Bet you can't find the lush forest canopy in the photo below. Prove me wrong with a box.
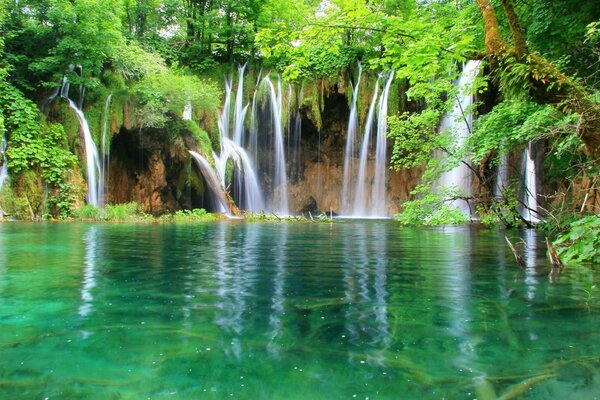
[0,0,599,259]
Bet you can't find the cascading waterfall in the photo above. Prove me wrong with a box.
[341,63,363,214]
[211,65,265,213]
[51,71,103,208]
[371,71,395,216]
[522,141,540,223]
[67,99,102,208]
[0,134,8,192]
[344,70,394,217]
[261,77,290,215]
[353,78,380,216]
[99,93,112,208]
[435,60,481,216]
[189,150,231,214]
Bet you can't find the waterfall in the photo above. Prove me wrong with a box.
[435,60,481,216]
[353,78,380,216]
[51,71,103,208]
[494,154,509,199]
[189,151,231,214]
[99,93,112,208]
[344,70,394,217]
[341,62,363,213]
[371,71,395,216]
[233,63,248,147]
[183,102,192,120]
[0,134,8,192]
[66,99,102,208]
[215,138,264,212]
[522,142,540,224]
[261,77,290,215]
[210,66,266,213]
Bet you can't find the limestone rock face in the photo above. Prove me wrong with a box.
[107,127,205,215]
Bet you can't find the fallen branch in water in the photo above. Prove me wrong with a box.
[505,236,526,269]
[497,373,556,400]
[546,237,565,275]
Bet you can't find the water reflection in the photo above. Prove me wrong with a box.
[343,223,390,363]
[268,224,287,356]
[213,222,259,359]
[79,226,99,318]
[4,222,600,399]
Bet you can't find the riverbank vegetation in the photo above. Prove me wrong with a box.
[0,1,598,263]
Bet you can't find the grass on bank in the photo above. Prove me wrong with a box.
[76,203,219,222]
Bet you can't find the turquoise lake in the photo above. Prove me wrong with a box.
[1,221,600,399]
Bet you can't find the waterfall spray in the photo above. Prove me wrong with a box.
[341,62,363,213]
[352,78,380,216]
[435,60,481,216]
[371,71,395,216]
[0,134,8,192]
[522,142,540,224]
[99,93,112,208]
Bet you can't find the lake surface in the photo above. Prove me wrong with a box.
[1,221,600,399]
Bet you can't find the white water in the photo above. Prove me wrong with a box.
[67,99,102,208]
[371,71,395,216]
[99,93,112,208]
[522,142,540,224]
[352,78,380,216]
[344,70,394,217]
[435,60,481,216]
[0,134,8,192]
[341,63,363,213]
[212,66,266,213]
[189,151,231,214]
[214,138,264,212]
[261,77,290,215]
[183,102,192,121]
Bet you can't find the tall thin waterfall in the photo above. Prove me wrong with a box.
[54,72,103,208]
[522,141,540,223]
[371,71,395,215]
[99,93,112,208]
[344,71,394,217]
[0,134,8,192]
[189,150,231,214]
[435,60,481,216]
[261,77,290,215]
[341,63,363,213]
[353,78,380,215]
[183,102,192,120]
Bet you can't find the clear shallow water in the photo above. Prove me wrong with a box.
[1,222,600,399]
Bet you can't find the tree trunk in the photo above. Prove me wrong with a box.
[475,0,600,159]
[499,0,528,57]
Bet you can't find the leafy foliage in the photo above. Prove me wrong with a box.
[469,99,578,165]
[131,69,221,128]
[395,187,470,226]
[0,82,78,218]
[388,109,442,170]
[553,215,600,264]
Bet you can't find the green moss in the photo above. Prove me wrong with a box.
[183,119,215,158]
